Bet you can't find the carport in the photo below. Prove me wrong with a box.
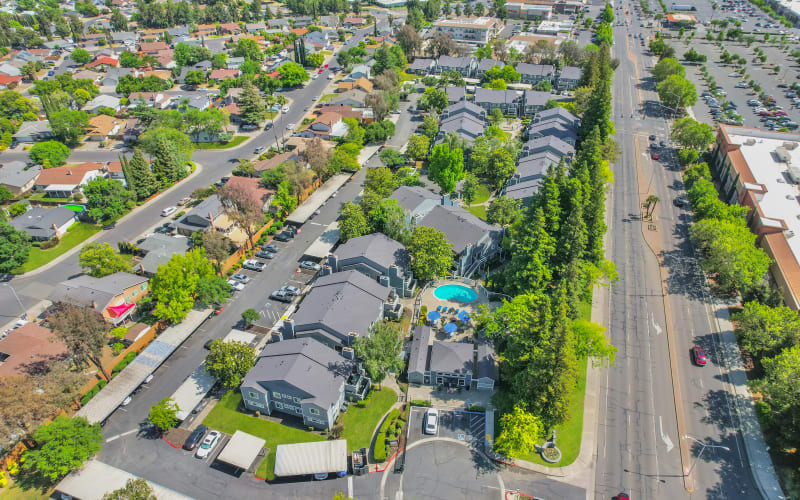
[56,460,192,500]
[286,173,350,225]
[302,221,340,261]
[274,440,348,477]
[172,366,217,421]
[215,430,266,473]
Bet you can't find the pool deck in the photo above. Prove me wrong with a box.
[420,279,491,342]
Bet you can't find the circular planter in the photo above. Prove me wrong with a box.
[540,444,562,463]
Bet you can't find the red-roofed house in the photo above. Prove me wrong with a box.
[343,17,366,27]
[86,56,119,69]
[297,111,348,139]
[224,102,241,123]
[209,68,241,81]
[139,41,169,54]
[0,75,22,89]
[291,27,309,36]
[34,162,106,198]
[220,22,242,35]
[196,24,218,36]
[0,323,69,377]
[224,176,275,212]
[106,160,126,186]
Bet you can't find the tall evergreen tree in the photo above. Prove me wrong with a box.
[150,135,182,187]
[238,79,266,125]
[121,149,159,201]
[502,207,554,296]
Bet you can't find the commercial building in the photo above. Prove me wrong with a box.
[433,17,503,45]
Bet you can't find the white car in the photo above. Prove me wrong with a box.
[282,106,290,113]
[161,206,177,217]
[424,408,439,435]
[196,430,221,458]
[228,279,245,291]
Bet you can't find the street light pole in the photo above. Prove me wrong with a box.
[2,284,26,320]
[683,435,730,478]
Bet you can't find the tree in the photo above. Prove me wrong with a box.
[657,74,697,110]
[233,38,264,61]
[379,147,405,168]
[278,62,309,87]
[397,24,422,57]
[103,478,157,500]
[49,110,89,146]
[406,135,430,161]
[354,322,403,389]
[205,340,256,388]
[364,167,397,199]
[201,230,231,271]
[684,48,707,62]
[486,78,508,90]
[0,223,30,273]
[366,92,389,122]
[84,177,134,222]
[242,308,260,327]
[29,140,70,166]
[420,87,448,114]
[486,196,522,226]
[0,90,38,122]
[218,182,263,244]
[420,115,439,140]
[238,79,266,125]
[732,301,800,359]
[671,116,715,150]
[460,172,480,206]
[22,415,102,482]
[762,345,800,443]
[195,275,231,307]
[121,149,159,201]
[79,242,130,277]
[651,57,685,82]
[148,398,180,432]
[184,70,206,88]
[271,180,297,217]
[340,201,369,242]
[570,319,617,367]
[428,143,465,194]
[50,303,110,380]
[494,405,544,458]
[342,117,366,145]
[149,134,184,187]
[487,148,515,189]
[407,226,454,281]
[151,249,215,323]
[70,48,91,65]
[300,137,333,180]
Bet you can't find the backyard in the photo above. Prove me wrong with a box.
[12,222,101,274]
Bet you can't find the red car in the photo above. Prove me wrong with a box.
[318,69,324,73]
[324,63,329,68]
[651,152,659,160]
[692,346,707,366]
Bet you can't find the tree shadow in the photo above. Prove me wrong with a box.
[12,465,56,496]
[661,247,709,301]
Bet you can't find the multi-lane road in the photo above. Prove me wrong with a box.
[595,3,763,498]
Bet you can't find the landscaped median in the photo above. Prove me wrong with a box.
[194,135,249,150]
[203,387,396,480]
[12,222,101,274]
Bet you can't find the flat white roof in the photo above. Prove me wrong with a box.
[304,220,340,260]
[777,0,800,18]
[728,130,800,264]
[56,460,192,500]
[223,328,257,345]
[274,440,348,476]
[287,174,350,225]
[216,430,265,470]
[172,366,217,421]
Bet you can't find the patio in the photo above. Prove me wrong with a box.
[419,279,490,342]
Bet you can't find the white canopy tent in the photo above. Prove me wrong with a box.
[216,430,266,471]
[274,440,348,477]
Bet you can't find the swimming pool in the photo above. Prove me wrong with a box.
[433,284,478,303]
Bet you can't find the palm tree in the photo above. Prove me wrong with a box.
[644,195,660,219]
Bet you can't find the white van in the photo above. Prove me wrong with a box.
[161,206,177,217]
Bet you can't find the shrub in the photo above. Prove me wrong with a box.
[112,342,125,355]
[39,237,60,250]
[124,351,137,363]
[419,305,427,326]
[410,399,431,407]
[466,405,486,412]
[110,325,128,339]
[97,379,107,389]
[273,220,283,230]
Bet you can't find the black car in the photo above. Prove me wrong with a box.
[102,222,116,230]
[648,134,657,140]
[650,142,659,149]
[263,243,279,253]
[659,140,667,147]
[673,197,687,208]
[184,425,208,450]
[256,250,275,259]
[273,232,292,242]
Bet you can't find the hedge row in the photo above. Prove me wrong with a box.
[80,379,108,405]
[374,408,404,462]
[410,399,431,407]
[111,351,138,378]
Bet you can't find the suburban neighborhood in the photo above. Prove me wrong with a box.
[0,0,798,498]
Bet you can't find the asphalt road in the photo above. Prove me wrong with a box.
[595,4,761,499]
[0,26,374,321]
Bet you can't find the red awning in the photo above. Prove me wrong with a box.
[107,303,134,318]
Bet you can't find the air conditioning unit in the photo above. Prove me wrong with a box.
[775,147,792,163]
[783,142,799,150]
[788,166,800,184]
[744,139,756,146]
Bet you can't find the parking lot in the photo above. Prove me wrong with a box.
[406,407,486,448]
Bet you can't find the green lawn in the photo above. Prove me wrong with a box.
[0,482,50,500]
[26,193,73,203]
[318,93,337,103]
[265,111,278,120]
[466,205,487,220]
[471,184,491,204]
[341,387,396,451]
[13,223,100,274]
[194,135,249,150]
[203,391,324,480]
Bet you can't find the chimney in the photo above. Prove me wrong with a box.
[327,253,338,271]
[66,169,72,175]
[139,263,145,273]
[442,193,450,206]
[282,319,295,339]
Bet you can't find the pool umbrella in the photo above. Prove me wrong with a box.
[427,310,441,322]
[443,322,458,334]
[458,311,471,322]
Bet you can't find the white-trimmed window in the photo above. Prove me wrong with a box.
[248,391,260,399]
[275,402,284,409]
[273,392,281,399]
[293,397,301,403]
[309,408,320,415]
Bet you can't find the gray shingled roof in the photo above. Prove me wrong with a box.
[474,88,521,105]
[476,337,498,380]
[439,115,485,142]
[437,55,473,69]
[505,178,542,201]
[442,100,486,120]
[522,135,575,157]
[292,270,389,338]
[389,186,439,212]
[50,272,147,312]
[523,90,551,107]
[0,161,40,190]
[136,234,191,274]
[408,58,434,71]
[515,151,561,180]
[526,121,577,143]
[408,325,432,376]
[8,207,74,240]
[446,86,466,103]
[174,194,223,232]
[243,338,354,408]
[430,341,473,375]
[477,58,504,72]
[516,63,555,77]
[418,205,501,255]
[559,65,583,80]
[534,106,580,124]
[335,233,408,272]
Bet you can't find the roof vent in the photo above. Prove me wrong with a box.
[787,230,795,239]
[778,178,786,183]
[787,195,795,200]
[783,142,799,150]
[776,147,792,162]
[789,167,800,184]
[744,138,756,146]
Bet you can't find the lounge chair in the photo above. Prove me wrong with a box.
[436,305,441,312]
[454,309,460,315]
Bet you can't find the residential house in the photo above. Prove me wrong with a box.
[105,160,125,186]
[407,58,436,75]
[296,112,349,140]
[209,68,241,81]
[8,207,76,241]
[331,89,368,108]
[240,338,371,430]
[520,135,575,161]
[433,17,502,45]
[139,41,169,54]
[436,55,476,78]
[0,161,40,195]
[167,26,190,38]
[280,270,402,348]
[154,50,176,69]
[337,77,373,93]
[342,17,366,28]
[268,19,290,31]
[294,16,314,27]
[12,120,53,143]
[557,65,582,90]
[348,64,371,81]
[0,75,22,89]
[0,63,21,77]
[245,22,267,33]
[520,89,552,116]
[474,88,522,116]
[123,118,144,144]
[389,186,446,223]
[33,162,106,198]
[253,151,301,173]
[219,23,242,35]
[516,63,555,85]
[102,67,134,87]
[226,57,245,70]
[111,31,137,44]
[195,24,217,36]
[511,150,561,185]
[0,323,69,378]
[530,106,580,128]
[134,233,191,276]
[445,86,466,104]
[437,113,486,145]
[291,27,309,37]
[418,205,503,276]
[224,176,275,212]
[73,70,104,84]
[50,272,149,325]
[85,56,120,70]
[440,100,487,123]
[128,91,173,109]
[224,103,241,124]
[476,58,504,78]
[86,114,125,141]
[173,194,227,235]
[84,95,122,113]
[319,15,340,28]
[324,233,416,297]
[524,120,578,145]
[407,325,433,385]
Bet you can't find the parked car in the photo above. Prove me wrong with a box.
[273,232,293,242]
[673,196,688,207]
[648,134,657,140]
[282,106,289,113]
[659,140,667,147]
[691,346,707,366]
[254,146,266,154]
[255,250,275,259]
[196,430,221,459]
[651,152,660,160]
[228,279,245,292]
[184,425,208,450]
[121,395,132,406]
[230,273,251,284]
[242,259,265,271]
[650,142,659,149]
[280,285,301,296]
[299,260,321,271]
[263,243,279,253]
[424,408,439,435]
[161,206,177,217]
[270,290,294,303]
[177,196,191,206]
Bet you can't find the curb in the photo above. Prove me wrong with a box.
[162,435,181,450]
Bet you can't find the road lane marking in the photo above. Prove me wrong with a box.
[105,428,138,443]
[659,416,674,453]
[348,476,353,499]
[650,313,662,336]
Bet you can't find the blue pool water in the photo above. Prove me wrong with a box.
[433,284,478,303]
